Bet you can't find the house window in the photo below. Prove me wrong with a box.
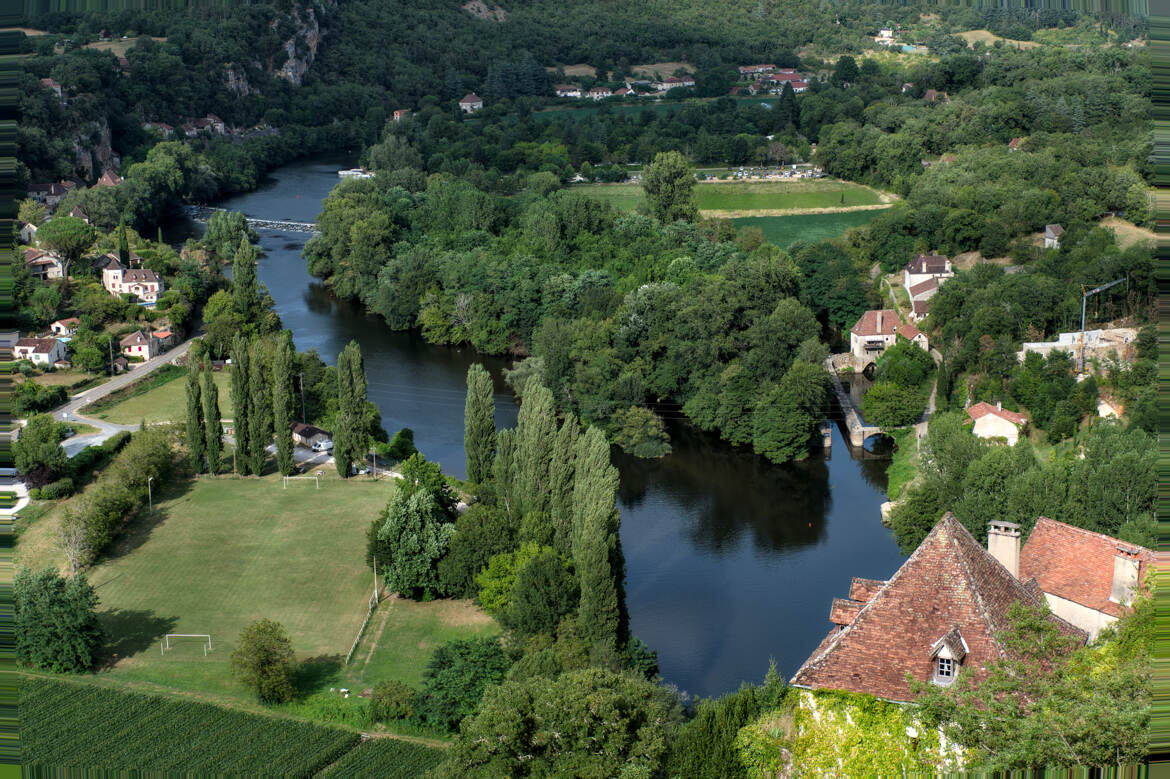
[934,657,954,684]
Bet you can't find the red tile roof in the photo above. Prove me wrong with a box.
[120,330,155,348]
[851,309,899,337]
[122,268,162,284]
[16,337,60,354]
[790,513,1086,702]
[96,170,123,187]
[1021,517,1151,618]
[908,278,938,298]
[911,298,932,318]
[897,322,925,342]
[459,93,482,104]
[906,254,950,275]
[1008,137,1024,150]
[966,401,1028,427]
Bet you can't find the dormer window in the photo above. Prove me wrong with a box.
[934,657,954,684]
[930,627,967,686]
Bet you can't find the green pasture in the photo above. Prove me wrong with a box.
[91,369,232,424]
[732,211,884,248]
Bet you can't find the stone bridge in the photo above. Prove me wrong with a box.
[824,354,884,448]
[183,205,319,234]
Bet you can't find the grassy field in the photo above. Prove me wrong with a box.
[91,368,232,424]
[732,211,883,247]
[885,427,919,501]
[576,179,885,216]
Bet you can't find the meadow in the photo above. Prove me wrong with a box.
[89,367,232,424]
[575,179,884,216]
[732,211,883,247]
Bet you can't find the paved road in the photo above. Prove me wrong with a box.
[53,336,197,456]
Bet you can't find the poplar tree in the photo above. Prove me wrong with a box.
[272,331,295,476]
[116,217,130,265]
[549,412,579,557]
[515,381,557,516]
[571,426,626,653]
[232,236,260,323]
[185,364,205,471]
[334,341,368,477]
[492,429,518,515]
[464,363,496,484]
[230,334,251,474]
[247,339,272,475]
[202,362,222,474]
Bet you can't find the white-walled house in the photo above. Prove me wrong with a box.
[965,401,1028,445]
[459,93,484,113]
[903,253,953,289]
[1044,224,1064,249]
[50,317,80,336]
[121,330,161,360]
[100,255,164,303]
[14,337,67,366]
[849,309,928,363]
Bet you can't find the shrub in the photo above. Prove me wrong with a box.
[415,638,511,731]
[385,427,418,461]
[475,542,544,616]
[38,478,75,500]
[371,680,418,721]
[230,618,296,703]
[15,568,103,673]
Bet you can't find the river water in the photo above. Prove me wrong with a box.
[177,155,907,699]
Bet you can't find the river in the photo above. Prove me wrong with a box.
[175,155,907,699]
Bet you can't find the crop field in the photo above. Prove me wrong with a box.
[576,180,885,216]
[732,211,883,247]
[21,676,360,776]
[318,737,445,778]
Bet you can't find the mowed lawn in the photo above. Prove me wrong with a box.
[89,476,397,700]
[733,211,884,247]
[575,179,884,214]
[94,370,232,425]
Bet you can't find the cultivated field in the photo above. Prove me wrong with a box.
[319,737,445,778]
[732,211,883,248]
[90,369,231,424]
[576,179,887,216]
[631,61,695,77]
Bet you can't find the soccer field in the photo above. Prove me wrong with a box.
[574,178,885,215]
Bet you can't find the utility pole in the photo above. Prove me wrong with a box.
[108,335,114,375]
[147,476,154,514]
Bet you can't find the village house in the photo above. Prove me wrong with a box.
[40,77,63,100]
[459,93,484,113]
[151,329,176,349]
[1018,517,1151,639]
[95,169,124,188]
[873,28,896,45]
[19,221,37,244]
[659,75,695,90]
[392,109,411,122]
[789,514,1088,703]
[737,64,776,78]
[588,86,612,100]
[290,422,332,449]
[1008,137,1025,151]
[121,330,161,360]
[50,317,80,337]
[68,206,89,222]
[614,86,632,97]
[24,249,63,281]
[100,255,165,304]
[909,296,931,324]
[28,182,71,209]
[555,84,582,98]
[14,337,68,367]
[907,276,938,303]
[903,253,953,289]
[112,355,129,373]
[966,401,1028,445]
[1043,223,1064,249]
[849,309,928,363]
[901,82,914,93]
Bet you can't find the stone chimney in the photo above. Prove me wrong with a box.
[996,400,1002,411]
[987,521,1021,578]
[876,311,883,333]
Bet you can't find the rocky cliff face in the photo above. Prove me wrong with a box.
[224,63,255,96]
[272,2,324,87]
[73,116,119,180]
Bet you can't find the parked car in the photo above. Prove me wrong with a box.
[311,440,333,452]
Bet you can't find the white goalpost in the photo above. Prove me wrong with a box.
[283,475,320,489]
[161,633,213,656]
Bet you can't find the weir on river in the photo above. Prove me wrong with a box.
[183,204,319,234]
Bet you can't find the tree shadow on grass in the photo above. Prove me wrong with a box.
[294,654,346,697]
[97,608,179,668]
[100,474,197,563]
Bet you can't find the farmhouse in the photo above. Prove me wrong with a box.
[555,84,582,98]
[28,181,71,208]
[849,309,927,363]
[738,64,776,78]
[290,422,331,448]
[903,253,953,289]
[790,514,1087,702]
[121,330,161,360]
[14,337,68,366]
[966,401,1028,445]
[50,317,80,336]
[588,86,613,100]
[1019,517,1151,639]
[24,249,63,281]
[1044,223,1064,249]
[459,93,484,113]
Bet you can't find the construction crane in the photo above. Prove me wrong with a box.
[1077,277,1127,373]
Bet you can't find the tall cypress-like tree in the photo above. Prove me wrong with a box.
[202,362,222,474]
[230,334,251,474]
[571,426,625,654]
[185,364,205,471]
[334,341,368,478]
[232,236,260,323]
[549,412,579,557]
[492,429,518,515]
[247,339,272,475]
[272,331,295,476]
[464,363,496,484]
[515,381,557,516]
[116,217,130,266]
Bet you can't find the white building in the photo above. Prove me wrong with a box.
[1043,223,1064,249]
[14,337,67,366]
[459,93,484,113]
[849,309,928,363]
[965,401,1028,446]
[903,253,953,290]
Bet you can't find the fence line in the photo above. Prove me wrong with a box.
[344,588,383,665]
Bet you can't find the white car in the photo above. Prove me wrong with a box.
[311,440,334,452]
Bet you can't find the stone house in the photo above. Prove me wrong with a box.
[903,254,953,290]
[50,317,80,336]
[1043,223,1064,249]
[965,401,1028,446]
[121,330,161,360]
[14,337,68,366]
[849,309,928,363]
